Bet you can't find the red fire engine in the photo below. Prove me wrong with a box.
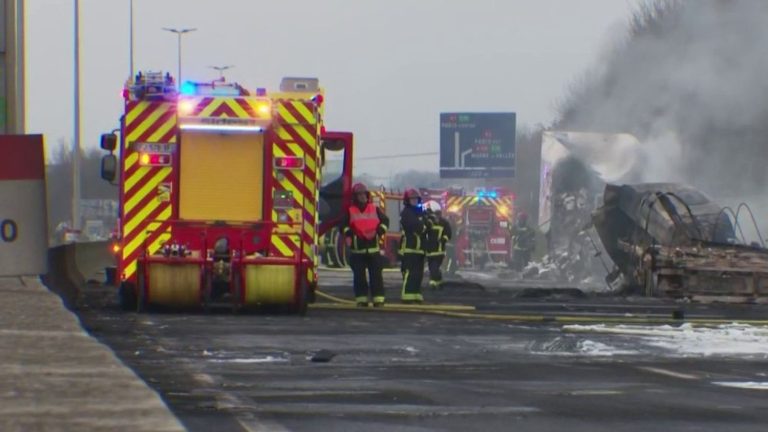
[443,187,515,269]
[99,72,353,314]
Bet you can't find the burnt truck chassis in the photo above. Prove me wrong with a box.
[592,183,768,303]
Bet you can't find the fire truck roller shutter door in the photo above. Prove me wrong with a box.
[179,131,264,221]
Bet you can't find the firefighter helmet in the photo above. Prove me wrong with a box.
[403,188,421,202]
[517,211,528,223]
[424,200,442,213]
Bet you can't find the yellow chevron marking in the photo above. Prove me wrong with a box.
[127,106,168,142]
[198,99,219,117]
[292,124,316,149]
[122,231,171,280]
[147,115,177,142]
[123,206,173,262]
[275,128,317,176]
[125,168,171,213]
[123,196,164,238]
[291,101,316,124]
[122,206,172,279]
[125,101,151,127]
[277,104,299,124]
[271,235,294,257]
[125,152,139,172]
[125,165,149,193]
[226,99,250,118]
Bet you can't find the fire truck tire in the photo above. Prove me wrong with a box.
[202,271,213,313]
[118,282,138,311]
[232,273,242,314]
[324,228,343,268]
[340,235,350,268]
[294,278,309,316]
[136,262,147,313]
[308,281,317,304]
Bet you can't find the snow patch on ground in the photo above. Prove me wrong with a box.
[208,355,288,364]
[576,340,641,356]
[456,271,496,281]
[712,381,768,390]
[565,323,768,358]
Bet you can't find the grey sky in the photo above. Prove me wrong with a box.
[26,0,637,177]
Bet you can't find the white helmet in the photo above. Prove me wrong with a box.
[424,200,442,212]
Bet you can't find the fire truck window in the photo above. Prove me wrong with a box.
[320,150,344,187]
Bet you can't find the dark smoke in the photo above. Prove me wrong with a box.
[556,0,768,223]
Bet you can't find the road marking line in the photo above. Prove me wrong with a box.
[238,418,292,432]
[639,366,699,380]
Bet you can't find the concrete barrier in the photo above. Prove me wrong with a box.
[43,241,113,310]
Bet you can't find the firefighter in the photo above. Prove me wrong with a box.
[399,189,428,304]
[342,183,389,307]
[510,211,536,271]
[424,200,452,289]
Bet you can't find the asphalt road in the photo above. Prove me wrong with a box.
[75,268,768,432]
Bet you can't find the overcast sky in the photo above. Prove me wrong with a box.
[26,0,638,177]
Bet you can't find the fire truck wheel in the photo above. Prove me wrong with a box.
[295,278,309,316]
[308,281,317,304]
[118,282,138,311]
[136,262,147,313]
[231,274,242,314]
[202,271,213,313]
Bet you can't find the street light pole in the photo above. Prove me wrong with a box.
[129,0,134,77]
[73,0,81,232]
[162,27,196,86]
[209,65,234,80]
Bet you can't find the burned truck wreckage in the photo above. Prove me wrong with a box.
[593,183,768,302]
[537,131,768,302]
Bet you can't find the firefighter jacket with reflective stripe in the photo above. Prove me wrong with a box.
[424,214,452,256]
[342,203,389,254]
[510,224,536,251]
[399,205,427,255]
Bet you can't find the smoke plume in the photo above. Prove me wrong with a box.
[556,0,768,239]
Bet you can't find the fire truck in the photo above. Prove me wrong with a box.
[99,72,353,314]
[443,187,515,269]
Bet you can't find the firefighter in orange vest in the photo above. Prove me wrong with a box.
[342,183,390,307]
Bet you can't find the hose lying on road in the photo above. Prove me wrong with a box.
[314,290,476,311]
[312,290,768,326]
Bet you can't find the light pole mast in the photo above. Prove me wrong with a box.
[129,0,134,78]
[73,0,81,231]
[162,27,196,86]
[209,65,234,80]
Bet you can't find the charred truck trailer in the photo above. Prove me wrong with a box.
[100,73,353,313]
[539,131,768,302]
[593,183,768,302]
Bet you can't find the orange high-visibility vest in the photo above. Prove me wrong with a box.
[349,204,379,240]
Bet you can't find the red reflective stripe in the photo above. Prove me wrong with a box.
[349,204,379,240]
[0,135,45,180]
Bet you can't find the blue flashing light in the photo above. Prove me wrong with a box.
[488,191,498,198]
[477,191,486,198]
[180,81,197,95]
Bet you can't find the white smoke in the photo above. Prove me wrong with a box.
[557,0,768,243]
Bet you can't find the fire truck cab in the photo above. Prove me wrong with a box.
[444,187,515,269]
[100,72,353,314]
